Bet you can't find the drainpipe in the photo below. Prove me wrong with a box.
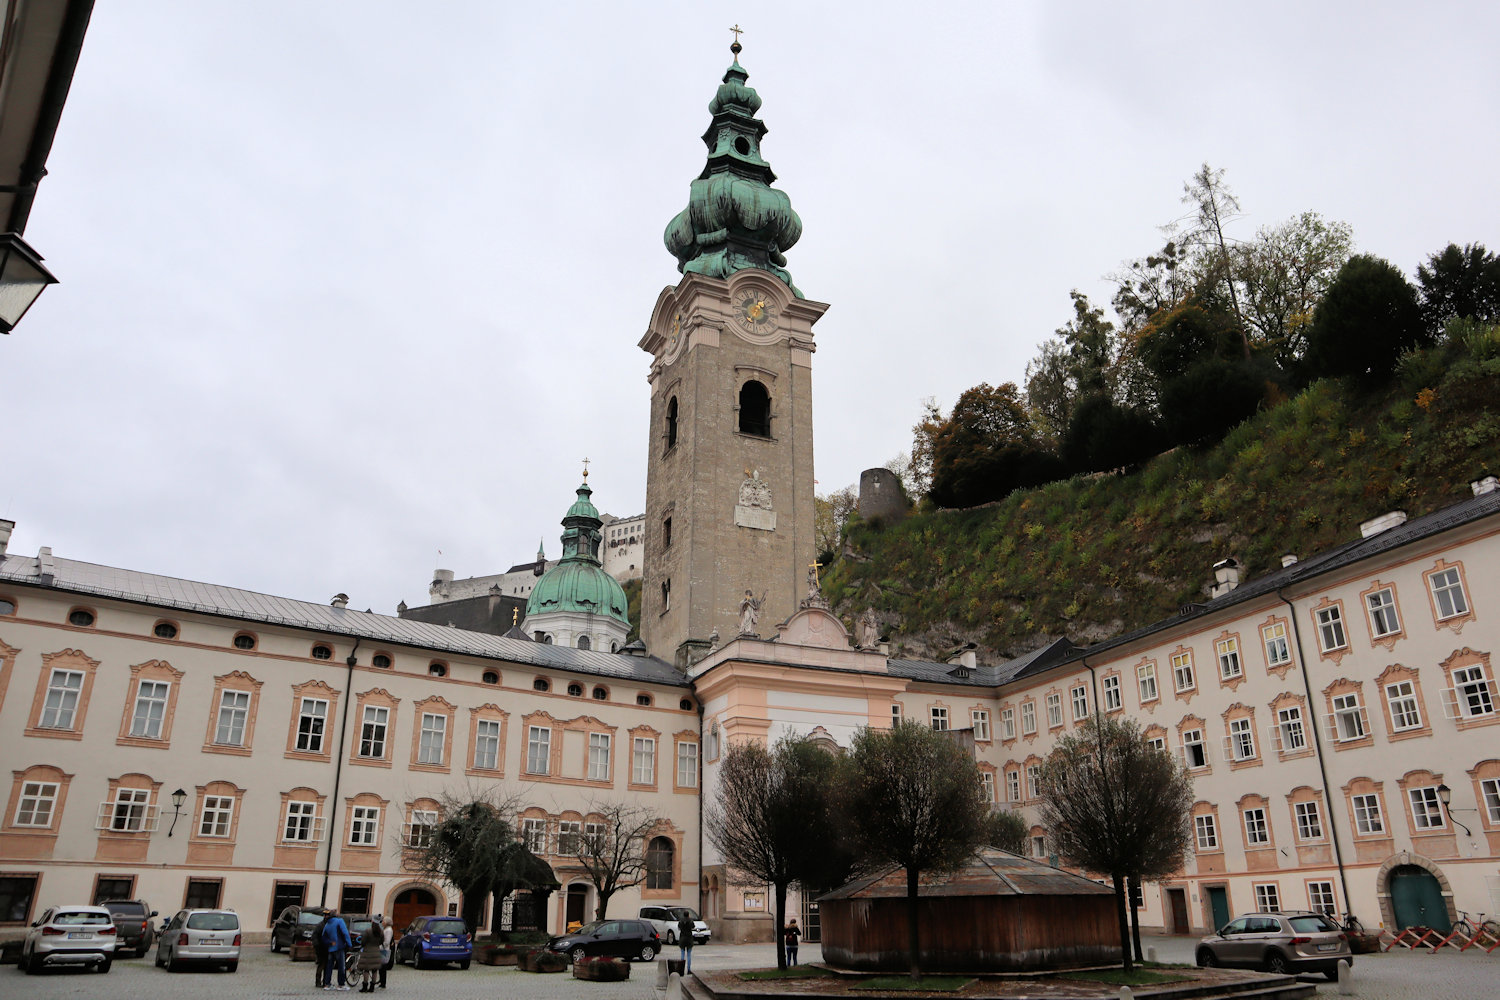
[320,638,360,906]
[1276,589,1353,914]
[696,693,705,922]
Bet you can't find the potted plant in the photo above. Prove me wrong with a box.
[518,948,568,973]
[572,955,631,981]
[476,942,523,965]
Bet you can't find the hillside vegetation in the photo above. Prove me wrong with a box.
[824,329,1500,662]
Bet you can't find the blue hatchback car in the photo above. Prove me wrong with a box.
[395,916,472,969]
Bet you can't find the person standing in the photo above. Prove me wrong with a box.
[676,912,696,973]
[783,918,801,967]
[357,916,384,992]
[313,913,331,989]
[320,912,353,990]
[379,917,394,989]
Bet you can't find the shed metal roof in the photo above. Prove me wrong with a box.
[819,847,1114,900]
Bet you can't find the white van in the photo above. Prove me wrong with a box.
[638,905,710,945]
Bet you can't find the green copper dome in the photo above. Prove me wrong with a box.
[525,479,630,627]
[664,43,804,297]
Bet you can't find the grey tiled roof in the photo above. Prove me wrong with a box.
[888,638,1077,687]
[0,552,687,687]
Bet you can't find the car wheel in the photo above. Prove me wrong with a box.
[18,949,32,974]
[271,935,282,953]
[155,949,165,968]
[98,957,112,974]
[570,947,586,964]
[1264,950,1289,975]
[1323,967,1340,982]
[1195,948,1218,968]
[414,953,427,970]
[226,961,238,973]
[666,929,676,945]
[639,945,656,962]
[168,954,181,973]
[459,960,470,970]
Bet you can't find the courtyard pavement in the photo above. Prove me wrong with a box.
[5,936,1495,999]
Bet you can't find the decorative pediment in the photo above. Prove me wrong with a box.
[775,606,850,650]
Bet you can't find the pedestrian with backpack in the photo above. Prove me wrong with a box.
[320,912,353,990]
[313,914,331,988]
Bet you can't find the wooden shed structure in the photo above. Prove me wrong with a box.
[817,847,1118,972]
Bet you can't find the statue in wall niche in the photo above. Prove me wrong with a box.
[738,590,765,635]
[738,470,773,510]
[856,608,879,650]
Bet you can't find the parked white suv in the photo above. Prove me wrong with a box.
[638,905,710,945]
[19,904,118,974]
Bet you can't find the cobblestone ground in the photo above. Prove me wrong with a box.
[7,937,1495,999]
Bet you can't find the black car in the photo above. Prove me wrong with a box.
[101,899,159,957]
[547,919,659,963]
[269,905,331,959]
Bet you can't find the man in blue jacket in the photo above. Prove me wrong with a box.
[320,912,353,990]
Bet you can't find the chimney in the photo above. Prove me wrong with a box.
[1210,557,1241,598]
[330,593,349,608]
[1281,554,1299,568]
[1473,475,1498,496]
[947,646,977,670]
[0,519,13,556]
[1359,511,1408,539]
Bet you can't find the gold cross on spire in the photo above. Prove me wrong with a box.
[512,607,519,626]
[581,456,590,479]
[730,24,744,44]
[809,560,823,587]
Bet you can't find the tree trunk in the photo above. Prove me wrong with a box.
[774,881,789,971]
[596,889,613,920]
[1112,872,1132,972]
[461,887,486,939]
[906,867,922,981]
[1128,875,1143,962]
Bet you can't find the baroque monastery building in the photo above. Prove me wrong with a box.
[2,40,1498,944]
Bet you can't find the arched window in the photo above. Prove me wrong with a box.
[568,683,584,697]
[646,836,675,889]
[738,381,770,437]
[577,636,591,651]
[665,397,679,449]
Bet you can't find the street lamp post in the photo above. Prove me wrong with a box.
[0,232,58,333]
[1435,783,1473,837]
[166,788,188,837]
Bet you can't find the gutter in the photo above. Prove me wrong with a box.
[320,638,360,906]
[1276,587,1352,914]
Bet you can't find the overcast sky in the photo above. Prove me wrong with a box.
[6,1,1497,617]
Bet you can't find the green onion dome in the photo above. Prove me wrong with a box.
[525,480,630,627]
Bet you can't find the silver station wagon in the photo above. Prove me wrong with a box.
[1196,910,1352,979]
[154,908,241,972]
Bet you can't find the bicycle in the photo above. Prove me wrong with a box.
[1454,910,1500,943]
[1336,911,1364,936]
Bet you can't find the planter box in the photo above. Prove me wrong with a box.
[518,949,567,973]
[573,959,630,982]
[477,946,521,966]
[1349,933,1382,954]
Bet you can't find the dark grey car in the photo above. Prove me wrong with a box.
[101,900,158,957]
[1196,911,1352,979]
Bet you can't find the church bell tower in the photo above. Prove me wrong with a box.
[639,40,828,666]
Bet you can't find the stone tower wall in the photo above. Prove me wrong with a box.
[858,467,910,523]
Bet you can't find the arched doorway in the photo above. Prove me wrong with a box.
[1390,865,1451,932]
[564,883,591,930]
[390,886,439,932]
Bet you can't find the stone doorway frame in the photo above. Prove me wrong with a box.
[1373,851,1457,929]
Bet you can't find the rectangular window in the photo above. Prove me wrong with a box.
[130,680,170,739]
[474,719,500,770]
[1254,883,1280,912]
[1366,588,1400,637]
[110,789,150,831]
[1276,706,1307,752]
[1308,881,1336,916]
[1045,693,1063,728]
[1243,807,1269,845]
[198,795,233,838]
[1429,567,1469,619]
[1031,835,1046,858]
[92,876,134,905]
[1481,778,1500,824]
[1006,769,1020,802]
[1021,702,1036,735]
[1408,787,1445,830]
[1216,638,1242,680]
[1331,693,1367,741]
[1147,735,1166,752]
[521,817,547,853]
[1071,685,1089,720]
[1102,675,1122,711]
[40,668,84,729]
[337,884,371,915]
[1137,663,1158,703]
[676,741,699,787]
[891,703,902,725]
[584,822,605,852]
[930,706,948,731]
[296,698,327,753]
[1000,707,1015,739]
[1195,814,1218,850]
[1229,718,1256,761]
[980,772,995,802]
[215,690,249,746]
[632,737,656,784]
[1295,800,1324,840]
[1025,764,1041,800]
[283,801,318,842]
[418,713,446,765]
[349,806,380,846]
[971,710,990,741]
[1451,665,1495,718]
[406,810,437,849]
[1386,680,1422,731]
[359,706,388,758]
[184,879,222,910]
[1315,606,1347,652]
[1351,793,1384,835]
[14,782,58,827]
[557,821,581,855]
[0,875,39,925]
[588,733,611,781]
[1262,621,1291,667]
[1182,729,1207,769]
[526,726,551,775]
[1172,652,1195,692]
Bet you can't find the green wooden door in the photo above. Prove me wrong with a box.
[1206,887,1231,931]
[1390,865,1450,932]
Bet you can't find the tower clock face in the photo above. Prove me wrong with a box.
[666,312,682,353]
[735,294,776,334]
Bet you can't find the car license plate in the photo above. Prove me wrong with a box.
[202,937,222,945]
[439,935,456,943]
[1317,942,1338,951]
[67,932,92,939]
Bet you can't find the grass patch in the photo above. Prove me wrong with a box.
[853,975,974,991]
[738,966,835,980]
[1060,968,1191,986]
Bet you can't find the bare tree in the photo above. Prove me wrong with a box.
[848,721,989,980]
[1038,715,1193,971]
[558,801,662,920]
[1181,163,1249,357]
